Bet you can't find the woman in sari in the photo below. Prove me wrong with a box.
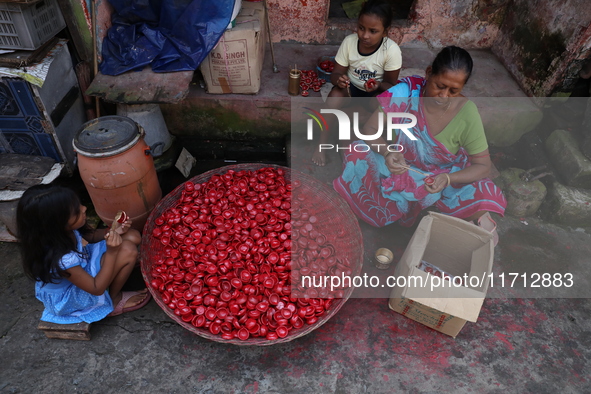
[333,46,506,243]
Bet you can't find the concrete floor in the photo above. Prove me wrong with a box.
[191,42,529,100]
[2,43,591,393]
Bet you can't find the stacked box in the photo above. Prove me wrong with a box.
[200,1,266,94]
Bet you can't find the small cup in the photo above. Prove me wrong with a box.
[374,248,394,270]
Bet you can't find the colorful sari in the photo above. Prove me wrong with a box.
[333,76,506,227]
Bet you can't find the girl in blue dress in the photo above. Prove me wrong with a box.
[17,184,150,324]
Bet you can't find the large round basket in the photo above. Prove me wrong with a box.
[141,163,363,345]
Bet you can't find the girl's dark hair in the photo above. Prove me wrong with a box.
[359,0,394,30]
[17,184,82,284]
[431,46,474,82]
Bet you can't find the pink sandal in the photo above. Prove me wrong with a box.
[477,212,499,247]
[108,290,151,317]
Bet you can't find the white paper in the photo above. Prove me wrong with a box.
[175,148,196,178]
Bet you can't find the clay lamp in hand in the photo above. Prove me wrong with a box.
[364,78,377,90]
[111,210,127,232]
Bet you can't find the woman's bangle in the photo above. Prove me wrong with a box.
[444,173,451,187]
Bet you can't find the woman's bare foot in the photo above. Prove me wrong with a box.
[312,149,327,166]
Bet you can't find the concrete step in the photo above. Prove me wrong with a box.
[161,43,541,160]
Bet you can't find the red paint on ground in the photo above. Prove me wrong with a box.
[506,322,535,334]
[495,332,514,350]
[395,334,453,370]
[286,366,306,379]
[522,308,549,328]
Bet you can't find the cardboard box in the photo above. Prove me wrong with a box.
[200,2,266,94]
[389,212,494,337]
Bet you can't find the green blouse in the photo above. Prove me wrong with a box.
[434,100,488,155]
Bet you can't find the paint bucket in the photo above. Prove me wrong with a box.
[73,116,162,231]
[116,103,171,157]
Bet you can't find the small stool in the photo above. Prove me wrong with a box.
[37,321,91,341]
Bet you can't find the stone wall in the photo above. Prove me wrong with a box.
[268,0,591,96]
[393,0,508,48]
[268,0,508,48]
[90,0,590,98]
[491,0,591,97]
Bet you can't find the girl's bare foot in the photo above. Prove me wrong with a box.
[312,150,327,166]
[108,289,150,316]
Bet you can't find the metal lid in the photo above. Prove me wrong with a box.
[73,116,142,157]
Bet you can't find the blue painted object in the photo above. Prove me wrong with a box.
[100,0,236,75]
[0,79,60,161]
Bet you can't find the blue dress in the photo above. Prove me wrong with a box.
[35,230,114,324]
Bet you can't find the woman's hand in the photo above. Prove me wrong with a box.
[424,173,450,194]
[384,151,408,174]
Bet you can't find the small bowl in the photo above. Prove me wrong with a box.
[317,55,335,82]
[374,248,394,270]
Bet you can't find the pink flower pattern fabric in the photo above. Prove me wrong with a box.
[333,76,506,227]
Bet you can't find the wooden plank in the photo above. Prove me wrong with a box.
[0,154,55,190]
[37,321,91,340]
[86,69,194,104]
[55,0,93,62]
[0,0,43,4]
[0,37,58,68]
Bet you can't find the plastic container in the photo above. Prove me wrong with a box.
[73,116,162,231]
[0,0,66,50]
[116,104,172,157]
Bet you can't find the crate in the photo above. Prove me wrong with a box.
[0,0,66,50]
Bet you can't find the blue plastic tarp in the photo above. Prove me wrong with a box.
[100,0,235,76]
